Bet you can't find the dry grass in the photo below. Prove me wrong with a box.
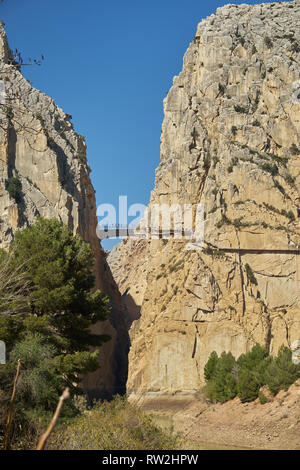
[47,395,181,450]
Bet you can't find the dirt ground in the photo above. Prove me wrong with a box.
[170,380,300,450]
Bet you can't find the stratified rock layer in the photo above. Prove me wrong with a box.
[0,26,129,399]
[108,0,300,406]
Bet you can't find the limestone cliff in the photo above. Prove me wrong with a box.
[0,26,129,399]
[108,0,300,406]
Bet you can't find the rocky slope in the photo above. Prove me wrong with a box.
[172,379,300,450]
[0,26,129,399]
[108,0,300,406]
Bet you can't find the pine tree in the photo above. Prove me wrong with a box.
[213,352,237,403]
[264,345,300,395]
[237,369,260,402]
[204,351,218,381]
[1,218,111,394]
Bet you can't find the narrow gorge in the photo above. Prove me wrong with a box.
[0,0,299,414]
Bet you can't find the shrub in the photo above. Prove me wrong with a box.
[238,36,245,46]
[290,144,300,155]
[0,332,77,449]
[285,173,295,185]
[48,396,180,450]
[76,149,86,162]
[261,162,278,176]
[245,263,258,285]
[264,346,300,395]
[5,106,13,119]
[237,369,260,403]
[6,177,22,203]
[291,42,300,53]
[258,391,268,405]
[273,179,285,195]
[216,214,231,228]
[213,157,220,168]
[286,210,295,221]
[234,104,247,113]
[218,83,225,95]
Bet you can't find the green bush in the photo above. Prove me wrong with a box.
[6,177,22,203]
[204,351,218,381]
[261,162,278,176]
[264,37,273,48]
[290,144,300,156]
[237,369,260,403]
[258,391,268,405]
[237,344,268,371]
[264,346,300,395]
[234,104,247,113]
[218,83,225,95]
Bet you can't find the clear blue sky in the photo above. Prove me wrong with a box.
[1,0,283,249]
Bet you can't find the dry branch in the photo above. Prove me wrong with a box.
[3,358,21,450]
[36,388,70,450]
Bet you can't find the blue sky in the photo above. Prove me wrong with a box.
[1,0,284,249]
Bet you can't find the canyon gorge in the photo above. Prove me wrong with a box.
[0,0,299,411]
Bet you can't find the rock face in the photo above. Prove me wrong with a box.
[108,0,300,406]
[0,26,129,399]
